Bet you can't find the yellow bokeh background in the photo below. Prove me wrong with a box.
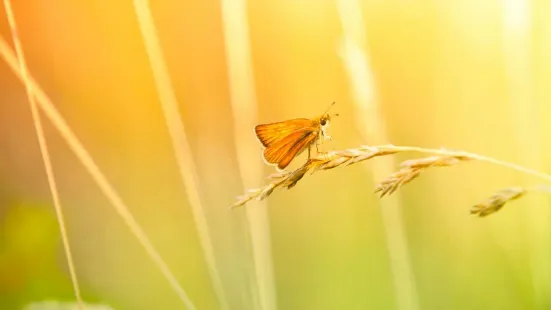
[1,0,550,309]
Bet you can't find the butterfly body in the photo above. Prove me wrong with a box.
[254,111,334,171]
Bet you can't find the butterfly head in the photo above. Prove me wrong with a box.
[319,114,331,127]
[319,102,339,140]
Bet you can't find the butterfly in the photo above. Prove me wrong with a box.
[254,102,338,171]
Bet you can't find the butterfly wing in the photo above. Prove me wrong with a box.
[262,128,319,170]
[255,118,313,147]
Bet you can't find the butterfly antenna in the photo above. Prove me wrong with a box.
[323,101,336,114]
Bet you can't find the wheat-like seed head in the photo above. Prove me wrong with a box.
[374,155,472,198]
[231,144,551,216]
[231,145,398,208]
[470,187,527,217]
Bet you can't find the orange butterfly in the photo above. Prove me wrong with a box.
[254,102,338,171]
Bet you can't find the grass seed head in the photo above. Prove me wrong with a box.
[470,187,527,217]
[374,155,471,198]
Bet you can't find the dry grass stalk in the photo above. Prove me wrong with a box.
[133,1,227,309]
[2,1,84,309]
[0,36,197,309]
[220,0,277,307]
[232,144,551,217]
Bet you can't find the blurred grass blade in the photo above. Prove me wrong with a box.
[502,0,551,306]
[220,0,278,309]
[2,1,83,309]
[132,0,230,309]
[23,301,114,310]
[336,1,420,310]
[0,37,196,310]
